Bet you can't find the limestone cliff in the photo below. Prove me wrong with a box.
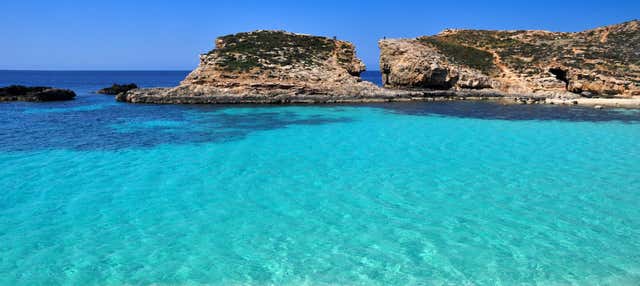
[380,20,640,97]
[120,30,411,104]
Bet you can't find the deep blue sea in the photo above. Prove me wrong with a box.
[1,70,640,285]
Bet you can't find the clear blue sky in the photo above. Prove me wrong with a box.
[1,0,638,71]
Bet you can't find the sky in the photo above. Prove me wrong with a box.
[1,0,638,71]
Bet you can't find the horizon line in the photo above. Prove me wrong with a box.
[0,69,384,72]
[0,69,193,72]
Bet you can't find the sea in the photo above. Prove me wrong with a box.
[1,70,640,285]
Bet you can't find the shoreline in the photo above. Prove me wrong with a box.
[116,87,640,109]
[544,97,640,109]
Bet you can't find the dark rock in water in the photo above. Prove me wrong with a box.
[0,85,76,102]
[97,83,138,95]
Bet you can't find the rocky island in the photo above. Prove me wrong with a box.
[0,85,76,102]
[98,83,138,95]
[118,30,414,104]
[380,20,640,107]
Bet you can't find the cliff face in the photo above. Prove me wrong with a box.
[380,20,640,97]
[121,31,410,103]
[184,31,365,82]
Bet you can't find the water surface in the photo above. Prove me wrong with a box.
[1,71,640,285]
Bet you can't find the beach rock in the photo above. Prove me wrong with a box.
[119,30,418,104]
[98,83,138,95]
[0,85,76,102]
[379,20,640,98]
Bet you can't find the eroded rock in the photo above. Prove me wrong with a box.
[120,30,416,104]
[379,20,640,98]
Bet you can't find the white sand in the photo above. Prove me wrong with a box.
[545,97,640,108]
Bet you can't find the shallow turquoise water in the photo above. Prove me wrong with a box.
[1,72,640,285]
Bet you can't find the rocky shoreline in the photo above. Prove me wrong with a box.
[118,85,640,108]
[115,22,639,108]
[116,88,419,104]
[419,90,640,109]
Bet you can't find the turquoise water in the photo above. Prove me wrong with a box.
[1,72,640,285]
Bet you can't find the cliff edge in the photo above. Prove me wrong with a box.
[380,20,640,98]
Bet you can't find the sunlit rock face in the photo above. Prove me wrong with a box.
[120,31,415,104]
[380,20,640,97]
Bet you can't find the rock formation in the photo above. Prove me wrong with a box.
[0,85,76,102]
[118,30,414,104]
[98,83,138,95]
[380,20,640,98]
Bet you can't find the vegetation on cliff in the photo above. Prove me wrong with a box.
[208,30,337,72]
[382,20,640,96]
[418,37,496,74]
[181,30,367,87]
[123,30,395,104]
[431,20,639,85]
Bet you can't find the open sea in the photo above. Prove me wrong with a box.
[1,70,640,285]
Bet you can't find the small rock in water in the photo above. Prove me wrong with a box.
[594,105,604,109]
[97,83,138,95]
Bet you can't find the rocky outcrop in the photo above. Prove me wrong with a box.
[380,20,640,98]
[98,83,137,95]
[119,30,416,104]
[0,85,76,102]
[379,39,494,90]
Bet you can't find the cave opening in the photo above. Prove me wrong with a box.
[422,69,455,90]
[549,68,569,90]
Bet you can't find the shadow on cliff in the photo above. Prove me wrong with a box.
[0,103,353,152]
[370,101,640,123]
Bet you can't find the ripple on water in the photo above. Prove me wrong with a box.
[1,71,640,285]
